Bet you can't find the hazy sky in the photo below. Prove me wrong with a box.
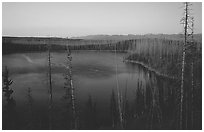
[2,2,202,37]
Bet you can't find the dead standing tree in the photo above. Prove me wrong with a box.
[180,2,194,129]
[65,45,77,129]
[47,39,53,130]
[110,90,118,129]
[184,16,196,129]
[189,17,195,129]
[114,44,124,129]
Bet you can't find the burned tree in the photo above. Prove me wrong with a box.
[179,2,197,129]
[114,44,124,129]
[189,17,195,129]
[110,89,118,129]
[64,45,77,129]
[47,40,53,130]
[179,2,188,129]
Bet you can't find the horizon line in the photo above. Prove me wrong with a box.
[2,33,202,38]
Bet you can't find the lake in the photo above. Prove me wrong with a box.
[2,51,178,129]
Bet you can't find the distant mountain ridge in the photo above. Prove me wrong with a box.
[71,34,202,42]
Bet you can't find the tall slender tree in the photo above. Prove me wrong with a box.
[110,90,118,129]
[180,2,193,129]
[47,39,53,130]
[114,44,123,129]
[190,17,195,129]
[65,45,77,129]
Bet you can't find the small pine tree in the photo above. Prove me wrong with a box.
[2,66,16,129]
[3,66,13,100]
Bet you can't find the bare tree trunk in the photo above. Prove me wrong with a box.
[48,42,53,130]
[110,90,117,129]
[123,80,128,128]
[26,87,34,129]
[66,45,77,129]
[114,44,123,129]
[190,17,195,130]
[180,2,189,130]
[190,61,194,129]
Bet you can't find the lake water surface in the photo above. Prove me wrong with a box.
[2,51,177,129]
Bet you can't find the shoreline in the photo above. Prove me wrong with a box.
[123,59,178,80]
